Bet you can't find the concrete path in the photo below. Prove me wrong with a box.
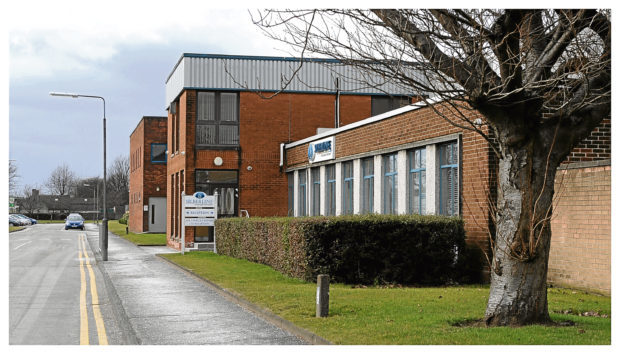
[86,226,305,345]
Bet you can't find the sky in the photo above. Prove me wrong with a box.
[5,1,302,195]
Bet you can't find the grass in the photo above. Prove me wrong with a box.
[161,251,611,345]
[9,226,25,232]
[108,220,167,246]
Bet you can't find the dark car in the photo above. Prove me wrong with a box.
[65,214,85,230]
[9,215,24,226]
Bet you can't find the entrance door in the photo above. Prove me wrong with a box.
[148,197,167,233]
[195,170,238,242]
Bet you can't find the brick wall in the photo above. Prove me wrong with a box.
[286,102,494,250]
[128,117,167,233]
[564,118,611,163]
[548,162,611,294]
[166,90,375,250]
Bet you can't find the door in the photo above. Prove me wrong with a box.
[148,197,167,233]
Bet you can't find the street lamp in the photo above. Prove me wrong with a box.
[50,92,108,261]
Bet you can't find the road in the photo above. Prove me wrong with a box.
[9,223,305,345]
[9,223,124,344]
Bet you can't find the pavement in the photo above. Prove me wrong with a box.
[84,224,306,345]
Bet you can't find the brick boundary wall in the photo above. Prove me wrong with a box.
[548,160,611,294]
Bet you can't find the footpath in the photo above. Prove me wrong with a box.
[85,224,305,345]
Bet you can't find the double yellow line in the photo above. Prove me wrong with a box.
[78,234,108,345]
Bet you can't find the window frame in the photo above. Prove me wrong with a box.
[382,153,398,214]
[150,143,167,164]
[408,147,426,215]
[325,165,336,216]
[361,158,374,214]
[196,91,240,148]
[311,167,321,216]
[341,161,354,215]
[439,141,459,216]
[298,170,307,216]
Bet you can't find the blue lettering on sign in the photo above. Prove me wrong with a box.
[193,191,206,199]
[308,144,315,161]
[314,141,331,153]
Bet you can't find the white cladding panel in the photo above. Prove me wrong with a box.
[165,55,425,108]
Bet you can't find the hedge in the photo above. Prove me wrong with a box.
[215,214,480,285]
[119,212,129,225]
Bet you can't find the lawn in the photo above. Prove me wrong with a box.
[108,220,167,246]
[161,251,611,345]
[9,226,25,232]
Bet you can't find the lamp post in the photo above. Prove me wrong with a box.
[50,92,108,261]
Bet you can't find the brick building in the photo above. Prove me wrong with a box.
[283,101,611,292]
[163,53,423,250]
[129,116,168,233]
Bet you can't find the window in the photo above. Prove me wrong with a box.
[371,96,410,116]
[151,143,167,163]
[342,161,354,215]
[325,165,336,216]
[439,141,459,216]
[311,168,321,216]
[383,154,398,214]
[196,91,239,147]
[298,170,307,216]
[408,148,426,214]
[361,158,374,214]
[195,170,238,217]
[287,173,294,216]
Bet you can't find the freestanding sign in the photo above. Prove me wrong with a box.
[181,191,218,255]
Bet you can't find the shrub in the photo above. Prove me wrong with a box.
[119,212,129,225]
[217,214,477,285]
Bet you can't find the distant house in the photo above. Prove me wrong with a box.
[15,189,101,220]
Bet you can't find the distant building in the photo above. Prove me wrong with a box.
[14,189,99,220]
[128,116,168,233]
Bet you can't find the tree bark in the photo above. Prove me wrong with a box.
[484,136,558,326]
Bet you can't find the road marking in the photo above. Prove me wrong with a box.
[78,234,108,345]
[13,241,32,250]
[80,235,108,345]
[79,239,89,345]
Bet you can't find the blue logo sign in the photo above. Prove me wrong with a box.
[308,144,315,162]
[193,191,206,199]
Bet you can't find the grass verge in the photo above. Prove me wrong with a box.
[108,220,167,246]
[9,226,25,232]
[161,251,611,345]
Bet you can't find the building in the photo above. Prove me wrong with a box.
[129,116,168,233]
[283,100,611,293]
[15,189,99,220]
[163,53,425,250]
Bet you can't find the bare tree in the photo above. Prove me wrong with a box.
[9,160,19,194]
[19,185,40,215]
[108,155,130,213]
[253,9,611,326]
[46,163,76,196]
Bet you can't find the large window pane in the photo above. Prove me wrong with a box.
[219,125,239,145]
[325,165,336,216]
[298,171,307,216]
[361,158,374,214]
[287,173,294,216]
[196,125,216,145]
[408,148,426,215]
[311,168,321,216]
[383,154,398,214]
[197,92,215,121]
[220,93,238,121]
[439,142,459,216]
[342,161,353,215]
[196,91,239,146]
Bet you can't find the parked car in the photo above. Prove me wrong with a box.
[65,214,85,230]
[9,215,25,226]
[14,214,37,225]
[10,214,32,226]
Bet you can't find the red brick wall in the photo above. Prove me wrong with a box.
[128,117,167,233]
[548,163,611,294]
[286,102,493,249]
[166,90,376,250]
[564,118,611,163]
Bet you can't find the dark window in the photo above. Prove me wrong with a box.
[408,148,426,215]
[371,96,410,116]
[383,153,398,214]
[196,91,239,147]
[298,170,307,216]
[325,165,336,216]
[311,168,321,216]
[342,161,354,215]
[439,141,459,216]
[361,158,374,214]
[287,173,294,216]
[151,143,167,163]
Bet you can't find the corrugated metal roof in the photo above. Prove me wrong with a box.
[165,53,426,108]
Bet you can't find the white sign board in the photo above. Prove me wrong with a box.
[143,205,149,211]
[184,195,216,207]
[184,209,215,218]
[308,136,335,163]
[185,218,215,227]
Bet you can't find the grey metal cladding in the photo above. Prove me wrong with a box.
[165,54,427,108]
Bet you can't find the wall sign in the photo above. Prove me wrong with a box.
[308,136,335,163]
[181,191,218,254]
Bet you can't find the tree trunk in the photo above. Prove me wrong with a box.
[484,139,558,326]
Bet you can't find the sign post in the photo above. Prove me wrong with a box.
[182,191,218,254]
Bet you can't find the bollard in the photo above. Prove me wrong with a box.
[126,226,128,234]
[316,274,330,317]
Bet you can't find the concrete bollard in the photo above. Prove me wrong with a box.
[316,274,330,317]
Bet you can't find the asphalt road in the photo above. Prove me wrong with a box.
[9,223,124,345]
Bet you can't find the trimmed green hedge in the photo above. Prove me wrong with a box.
[119,212,129,225]
[216,214,477,285]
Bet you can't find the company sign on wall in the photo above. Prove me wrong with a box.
[307,136,335,163]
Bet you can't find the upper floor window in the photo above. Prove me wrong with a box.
[371,96,410,116]
[196,91,239,147]
[151,143,167,164]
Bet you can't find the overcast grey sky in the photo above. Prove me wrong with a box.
[5,1,301,194]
